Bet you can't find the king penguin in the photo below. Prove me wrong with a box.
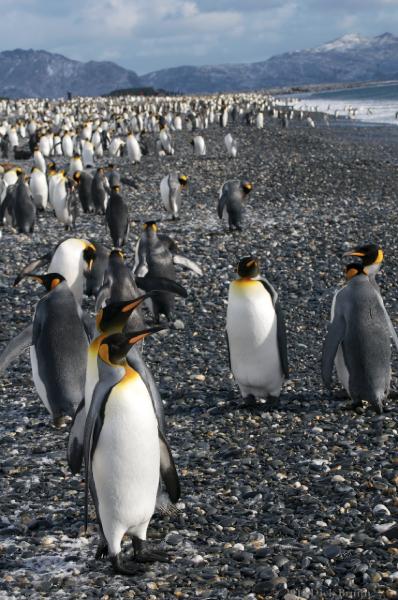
[84,329,180,575]
[22,273,88,426]
[322,246,393,414]
[134,222,195,322]
[160,172,188,220]
[68,292,170,475]
[14,238,96,305]
[217,179,252,231]
[105,185,129,248]
[13,171,36,233]
[226,256,288,407]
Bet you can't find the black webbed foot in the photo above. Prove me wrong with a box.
[110,554,143,576]
[132,537,168,563]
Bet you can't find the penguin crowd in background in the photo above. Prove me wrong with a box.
[0,90,397,576]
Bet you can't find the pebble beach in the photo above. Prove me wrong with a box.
[1,112,398,599]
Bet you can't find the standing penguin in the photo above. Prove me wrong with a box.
[33,146,46,173]
[343,244,398,349]
[29,166,48,211]
[14,238,96,305]
[19,273,88,426]
[217,179,252,231]
[73,170,94,213]
[224,133,238,158]
[105,185,129,248]
[226,256,288,407]
[51,170,78,230]
[67,292,159,474]
[134,222,198,322]
[68,154,84,178]
[61,131,74,158]
[158,127,174,156]
[92,167,109,214]
[84,330,180,574]
[82,140,95,168]
[13,171,36,233]
[160,172,188,220]
[191,135,206,156]
[322,245,395,413]
[126,132,142,163]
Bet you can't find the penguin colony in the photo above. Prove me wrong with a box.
[0,91,397,583]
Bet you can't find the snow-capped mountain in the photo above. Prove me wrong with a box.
[1,33,398,97]
[0,49,141,98]
[141,32,398,93]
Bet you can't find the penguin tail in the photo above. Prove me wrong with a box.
[155,490,181,516]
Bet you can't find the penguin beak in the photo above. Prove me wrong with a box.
[120,292,159,313]
[126,325,168,346]
[343,249,365,258]
[27,275,45,285]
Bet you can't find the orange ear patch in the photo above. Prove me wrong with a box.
[50,278,61,289]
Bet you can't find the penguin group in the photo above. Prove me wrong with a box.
[0,89,396,581]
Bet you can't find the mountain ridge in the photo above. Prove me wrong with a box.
[1,32,398,97]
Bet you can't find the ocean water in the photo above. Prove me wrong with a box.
[291,82,398,126]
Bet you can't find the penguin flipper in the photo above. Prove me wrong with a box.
[172,255,203,276]
[158,234,178,254]
[275,301,289,377]
[0,323,33,374]
[158,430,181,503]
[67,398,86,475]
[259,279,289,378]
[95,285,111,312]
[127,346,166,434]
[375,294,398,352]
[135,275,188,298]
[225,331,232,370]
[13,252,53,286]
[81,313,96,342]
[321,316,345,388]
[217,190,228,219]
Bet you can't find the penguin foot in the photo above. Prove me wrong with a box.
[350,399,365,414]
[134,550,168,564]
[333,390,349,400]
[241,395,257,408]
[53,415,69,428]
[96,541,108,559]
[110,554,143,576]
[131,538,168,563]
[265,396,280,410]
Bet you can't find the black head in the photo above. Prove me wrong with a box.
[344,243,382,267]
[83,243,96,271]
[143,221,158,232]
[241,180,253,195]
[178,175,188,186]
[237,256,260,278]
[109,249,124,261]
[96,293,158,332]
[16,272,65,291]
[99,326,167,364]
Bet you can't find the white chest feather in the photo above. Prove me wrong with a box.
[92,376,159,535]
[226,280,283,396]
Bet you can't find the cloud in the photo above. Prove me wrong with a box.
[0,1,397,73]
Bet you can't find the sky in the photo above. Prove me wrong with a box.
[1,0,398,74]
